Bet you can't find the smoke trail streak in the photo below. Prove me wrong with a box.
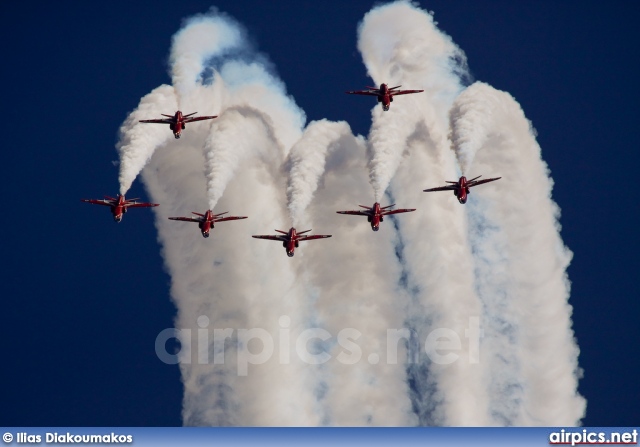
[202,59,306,211]
[448,85,501,174]
[117,85,178,195]
[205,106,282,211]
[356,1,490,425]
[453,82,585,425]
[358,1,467,202]
[286,119,353,226]
[301,133,418,425]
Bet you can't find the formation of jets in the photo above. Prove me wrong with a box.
[252,228,332,257]
[83,87,501,257]
[337,202,415,231]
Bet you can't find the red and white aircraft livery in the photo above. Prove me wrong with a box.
[423,175,501,204]
[81,194,159,222]
[139,110,217,139]
[168,210,247,238]
[252,227,332,257]
[345,83,424,111]
[337,202,416,231]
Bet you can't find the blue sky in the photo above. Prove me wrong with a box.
[1,0,638,426]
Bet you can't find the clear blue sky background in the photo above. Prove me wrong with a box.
[1,0,638,426]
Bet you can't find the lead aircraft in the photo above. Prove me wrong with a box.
[345,83,424,111]
[139,110,217,139]
[252,228,331,257]
[168,210,247,238]
[423,175,501,204]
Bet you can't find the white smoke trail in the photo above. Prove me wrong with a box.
[286,119,353,227]
[203,59,306,210]
[356,1,491,425]
[170,12,243,102]
[299,132,418,426]
[453,82,585,425]
[117,85,178,195]
[205,106,281,211]
[448,84,502,174]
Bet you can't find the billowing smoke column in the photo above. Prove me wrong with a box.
[115,1,585,427]
[169,13,242,101]
[451,82,586,424]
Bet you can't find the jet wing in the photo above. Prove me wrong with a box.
[139,119,173,124]
[381,208,416,216]
[390,89,424,96]
[423,185,457,192]
[336,210,369,216]
[124,202,159,208]
[298,235,332,241]
[468,177,501,187]
[168,216,202,223]
[184,115,218,123]
[345,90,380,96]
[215,216,248,222]
[81,199,113,206]
[252,235,286,241]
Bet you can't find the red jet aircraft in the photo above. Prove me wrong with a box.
[337,202,416,231]
[139,110,217,139]
[345,83,424,111]
[168,210,247,238]
[81,194,158,222]
[423,175,501,204]
[252,228,331,257]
